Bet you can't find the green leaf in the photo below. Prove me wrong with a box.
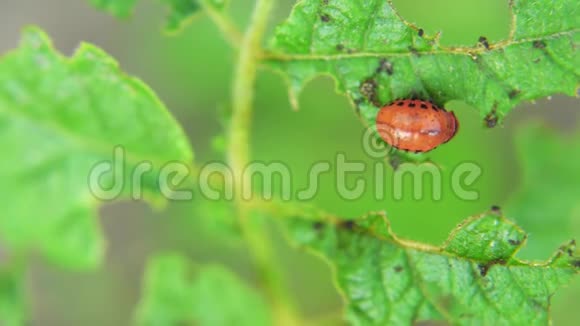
[88,0,228,32]
[506,124,580,259]
[265,0,579,130]
[286,210,579,325]
[136,254,272,326]
[0,27,193,269]
[0,266,26,326]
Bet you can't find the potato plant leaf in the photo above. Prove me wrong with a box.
[506,124,580,259]
[136,255,272,326]
[265,0,579,131]
[0,27,193,269]
[88,0,227,31]
[286,210,579,325]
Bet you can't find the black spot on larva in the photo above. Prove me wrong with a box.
[408,101,416,108]
[509,89,521,99]
[376,59,394,75]
[418,28,424,37]
[508,239,521,246]
[490,205,502,214]
[397,101,405,106]
[478,36,490,49]
[336,44,345,51]
[394,265,403,273]
[313,221,324,231]
[533,40,546,49]
[320,14,331,22]
[420,103,428,109]
[340,219,356,230]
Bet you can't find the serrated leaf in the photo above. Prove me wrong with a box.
[0,27,193,269]
[136,254,272,326]
[286,210,579,325]
[0,266,26,326]
[88,0,227,32]
[506,124,580,259]
[265,0,579,131]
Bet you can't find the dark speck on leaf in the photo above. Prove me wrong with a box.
[508,239,521,246]
[572,260,580,268]
[478,259,506,277]
[485,110,498,128]
[418,28,424,37]
[313,221,324,231]
[533,40,547,49]
[478,36,490,49]
[509,89,521,99]
[320,14,331,22]
[336,44,344,51]
[389,156,402,170]
[360,78,380,106]
[340,219,356,230]
[322,0,329,5]
[376,58,394,75]
[533,58,541,63]
[490,205,502,214]
[408,46,420,56]
[394,265,403,273]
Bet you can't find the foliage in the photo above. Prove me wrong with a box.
[136,255,272,325]
[286,210,579,325]
[88,0,228,31]
[0,0,578,324]
[266,0,579,131]
[0,27,193,269]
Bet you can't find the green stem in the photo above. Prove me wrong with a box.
[200,1,242,47]
[227,0,299,324]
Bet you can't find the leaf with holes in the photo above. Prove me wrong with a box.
[88,0,228,31]
[0,27,193,269]
[265,0,579,139]
[285,210,579,325]
[136,255,272,326]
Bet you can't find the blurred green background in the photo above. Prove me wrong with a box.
[0,0,578,325]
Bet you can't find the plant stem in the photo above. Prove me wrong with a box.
[227,0,299,324]
[200,1,242,48]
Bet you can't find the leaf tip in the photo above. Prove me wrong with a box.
[20,25,53,51]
